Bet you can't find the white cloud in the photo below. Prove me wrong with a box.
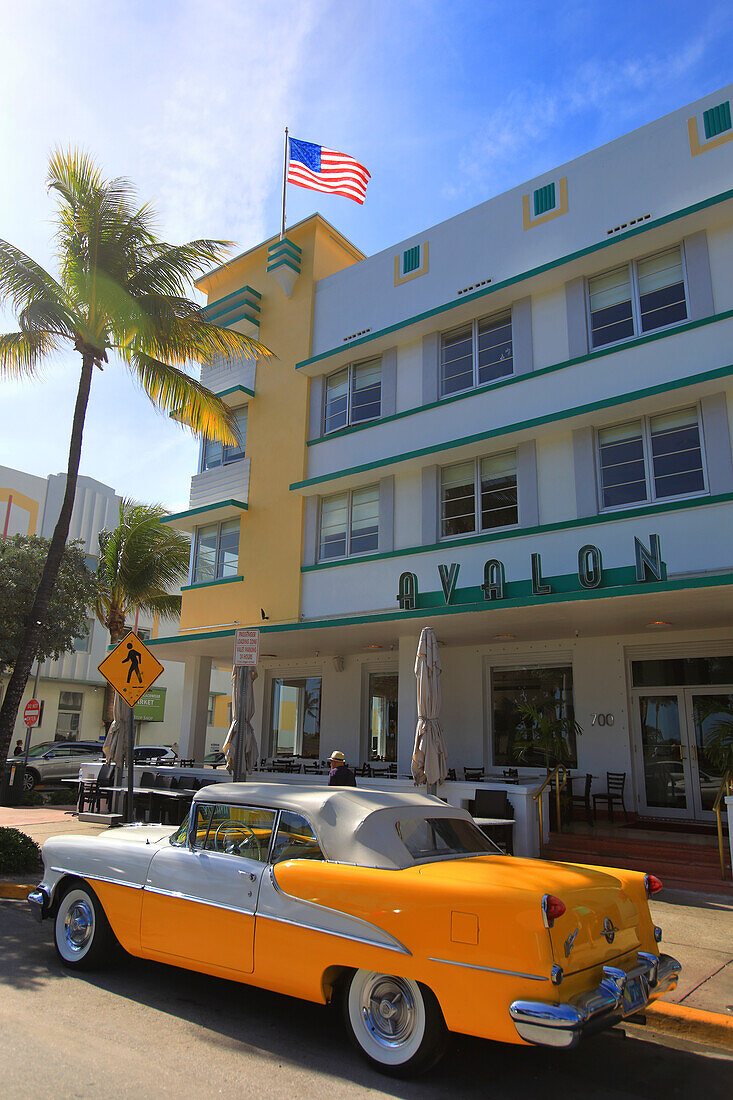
[447,32,717,201]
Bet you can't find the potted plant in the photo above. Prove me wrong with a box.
[512,699,583,830]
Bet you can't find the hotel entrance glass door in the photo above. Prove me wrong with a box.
[635,688,732,821]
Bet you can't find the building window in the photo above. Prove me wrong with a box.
[193,519,240,582]
[597,407,705,509]
[324,358,381,433]
[207,693,216,725]
[533,182,556,217]
[136,627,151,642]
[703,101,731,139]
[319,485,379,560]
[73,620,93,653]
[270,676,321,759]
[56,691,83,738]
[440,313,513,397]
[201,408,248,471]
[441,452,518,538]
[368,673,398,762]
[587,245,687,349]
[403,245,421,274]
[492,666,577,767]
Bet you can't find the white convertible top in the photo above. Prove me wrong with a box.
[192,781,477,869]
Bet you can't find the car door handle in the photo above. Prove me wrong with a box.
[238,870,256,881]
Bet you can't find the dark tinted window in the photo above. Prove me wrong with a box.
[396,817,496,860]
[632,656,733,687]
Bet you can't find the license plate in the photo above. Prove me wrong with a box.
[622,976,646,1015]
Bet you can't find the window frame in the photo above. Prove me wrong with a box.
[439,310,514,398]
[192,518,240,583]
[585,244,690,352]
[318,484,380,561]
[595,405,708,513]
[188,801,278,862]
[323,357,382,435]
[199,406,248,472]
[439,450,519,541]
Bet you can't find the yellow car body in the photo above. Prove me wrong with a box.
[29,783,680,1074]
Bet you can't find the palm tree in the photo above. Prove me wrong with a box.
[94,499,191,729]
[0,149,270,777]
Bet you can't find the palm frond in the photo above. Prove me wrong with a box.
[18,298,76,342]
[0,331,59,377]
[136,592,183,620]
[0,239,66,314]
[123,349,241,443]
[127,240,235,297]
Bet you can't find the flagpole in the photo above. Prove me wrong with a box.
[280,126,289,240]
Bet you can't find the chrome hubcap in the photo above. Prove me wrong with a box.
[360,976,416,1047]
[64,900,94,952]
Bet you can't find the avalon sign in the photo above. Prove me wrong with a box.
[397,534,665,611]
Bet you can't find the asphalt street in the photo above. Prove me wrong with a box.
[1,898,730,1100]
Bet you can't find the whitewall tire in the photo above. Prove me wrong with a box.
[343,969,448,1076]
[53,883,114,970]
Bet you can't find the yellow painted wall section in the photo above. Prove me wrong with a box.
[181,216,361,632]
[213,692,230,727]
[0,488,40,535]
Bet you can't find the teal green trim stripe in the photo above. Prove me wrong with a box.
[296,186,733,371]
[148,627,236,646]
[291,361,733,491]
[268,237,302,257]
[268,242,303,263]
[181,575,243,592]
[216,384,255,399]
[301,492,733,572]
[205,302,260,326]
[152,570,733,646]
[267,257,301,275]
[202,283,261,310]
[160,499,249,524]
[308,309,733,448]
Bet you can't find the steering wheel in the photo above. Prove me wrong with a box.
[213,821,261,860]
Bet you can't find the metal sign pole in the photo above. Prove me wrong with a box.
[126,702,135,823]
[234,666,249,783]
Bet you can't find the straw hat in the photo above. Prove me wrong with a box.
[328,750,346,764]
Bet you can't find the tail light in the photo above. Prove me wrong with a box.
[645,874,663,897]
[542,893,566,928]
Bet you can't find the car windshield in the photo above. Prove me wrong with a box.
[395,817,499,861]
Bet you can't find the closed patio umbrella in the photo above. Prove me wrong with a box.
[223,666,259,779]
[411,626,448,790]
[102,691,126,773]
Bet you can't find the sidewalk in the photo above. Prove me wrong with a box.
[1,806,731,1041]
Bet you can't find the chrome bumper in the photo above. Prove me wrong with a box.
[510,952,681,1049]
[27,886,50,923]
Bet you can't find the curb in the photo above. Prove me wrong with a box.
[0,883,35,900]
[646,1000,733,1050]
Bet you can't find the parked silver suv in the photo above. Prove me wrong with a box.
[6,740,105,791]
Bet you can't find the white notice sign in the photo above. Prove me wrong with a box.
[234,627,260,667]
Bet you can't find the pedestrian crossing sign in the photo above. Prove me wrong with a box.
[98,630,164,708]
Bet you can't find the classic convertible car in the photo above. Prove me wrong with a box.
[29,783,680,1075]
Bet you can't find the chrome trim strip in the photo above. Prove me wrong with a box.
[428,956,548,981]
[256,910,409,954]
[50,867,144,891]
[268,866,412,956]
[142,885,255,915]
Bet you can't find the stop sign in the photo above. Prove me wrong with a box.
[23,699,41,727]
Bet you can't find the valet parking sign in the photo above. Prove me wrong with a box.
[234,628,260,667]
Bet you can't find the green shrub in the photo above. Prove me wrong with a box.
[0,828,42,874]
[19,790,44,807]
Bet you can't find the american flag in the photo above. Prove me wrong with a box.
[287,138,370,205]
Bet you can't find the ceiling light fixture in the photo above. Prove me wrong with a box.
[494,633,516,639]
[646,621,671,627]
[364,644,382,650]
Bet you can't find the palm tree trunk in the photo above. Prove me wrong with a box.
[0,353,94,783]
[103,613,128,728]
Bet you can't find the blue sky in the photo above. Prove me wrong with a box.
[0,0,730,510]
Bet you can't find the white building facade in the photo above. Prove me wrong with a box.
[156,87,733,828]
[0,466,231,752]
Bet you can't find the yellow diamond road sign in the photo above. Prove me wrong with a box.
[98,630,164,708]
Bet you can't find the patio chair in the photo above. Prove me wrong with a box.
[79,763,115,814]
[592,772,629,823]
[502,768,519,783]
[568,772,594,826]
[467,788,515,854]
[463,766,484,781]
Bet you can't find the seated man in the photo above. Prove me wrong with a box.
[327,750,356,787]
